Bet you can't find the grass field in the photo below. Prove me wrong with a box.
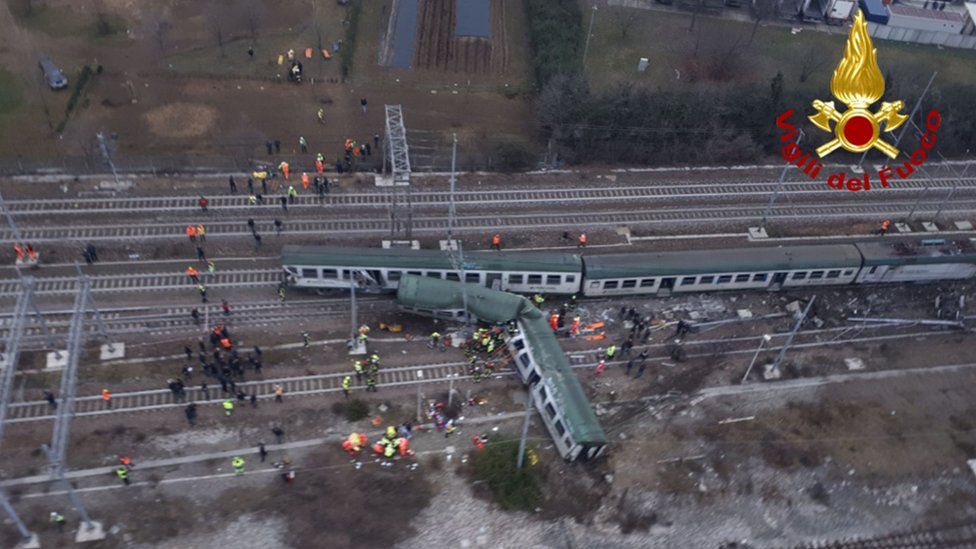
[583,5,976,99]
[0,69,24,116]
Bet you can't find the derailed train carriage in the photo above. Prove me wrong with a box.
[282,239,976,297]
[396,275,608,461]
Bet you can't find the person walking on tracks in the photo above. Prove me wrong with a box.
[272,425,285,444]
[186,225,197,242]
[222,299,231,316]
[578,233,588,248]
[232,456,245,476]
[44,390,58,409]
[879,219,890,236]
[491,233,501,251]
[259,442,268,462]
[223,399,235,416]
[342,375,351,398]
[50,511,66,531]
[229,176,237,194]
[186,266,200,283]
[186,403,198,425]
[299,136,308,154]
[115,466,130,485]
[274,218,283,235]
[303,332,311,348]
[198,196,209,212]
[102,389,112,409]
[273,384,284,402]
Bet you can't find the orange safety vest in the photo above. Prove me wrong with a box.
[13,244,23,259]
[102,389,111,401]
[315,160,324,174]
[280,163,290,178]
[220,338,232,350]
[26,246,36,260]
[492,234,500,245]
[186,267,198,277]
[196,225,205,236]
[301,173,310,189]
[579,233,587,244]
[881,220,890,229]
[186,225,196,238]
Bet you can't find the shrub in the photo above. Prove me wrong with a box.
[491,138,535,172]
[340,1,362,79]
[470,440,542,511]
[524,0,583,88]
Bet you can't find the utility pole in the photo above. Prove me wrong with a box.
[741,334,772,383]
[858,72,936,169]
[517,385,535,469]
[582,5,598,68]
[446,134,472,328]
[770,296,816,373]
[0,191,27,253]
[760,129,803,230]
[0,489,37,548]
[384,105,413,242]
[933,151,971,221]
[96,132,120,188]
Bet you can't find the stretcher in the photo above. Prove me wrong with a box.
[321,49,332,59]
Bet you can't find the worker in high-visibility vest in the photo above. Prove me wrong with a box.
[301,172,310,190]
[279,161,290,179]
[578,233,588,248]
[223,399,234,416]
[491,233,501,251]
[232,456,245,475]
[570,316,581,336]
[342,376,352,398]
[13,244,23,262]
[879,219,890,236]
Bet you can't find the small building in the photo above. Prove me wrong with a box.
[887,3,967,33]
[859,0,890,24]
[820,0,856,23]
[963,2,976,35]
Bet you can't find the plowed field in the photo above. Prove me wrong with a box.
[413,0,508,74]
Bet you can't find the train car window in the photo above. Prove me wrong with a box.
[752,273,768,282]
[425,272,441,279]
[301,268,318,278]
[604,281,619,289]
[621,280,637,288]
[537,385,548,400]
[826,270,841,278]
[528,275,542,284]
[555,420,566,436]
[717,275,732,284]
[419,309,432,314]
[513,339,525,351]
[639,279,656,287]
[735,274,750,283]
[466,273,480,283]
[545,403,557,418]
[519,354,531,368]
[322,269,338,279]
[810,271,824,279]
[843,269,854,276]
[546,275,561,285]
[566,275,576,283]
[386,270,401,281]
[407,271,422,276]
[446,272,460,281]
[700,276,715,284]
[509,274,524,284]
[681,277,696,285]
[868,266,878,274]
[793,272,807,280]
[340,270,350,280]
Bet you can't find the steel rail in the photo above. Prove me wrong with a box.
[4,199,976,243]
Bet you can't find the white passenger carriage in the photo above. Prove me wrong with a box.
[282,246,582,294]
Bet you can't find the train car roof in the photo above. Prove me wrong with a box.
[583,244,864,278]
[282,245,582,273]
[856,240,976,266]
[518,312,607,445]
[396,275,531,323]
[395,275,605,445]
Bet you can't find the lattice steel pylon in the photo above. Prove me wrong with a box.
[384,104,413,240]
[43,271,107,540]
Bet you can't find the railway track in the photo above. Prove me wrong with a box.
[5,178,973,217]
[2,324,958,423]
[4,199,975,244]
[0,267,282,297]
[792,521,976,548]
[0,297,393,346]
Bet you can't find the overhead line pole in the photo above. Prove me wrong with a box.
[0,279,35,449]
[516,385,534,470]
[770,296,816,373]
[760,129,803,230]
[858,72,936,169]
[446,134,471,328]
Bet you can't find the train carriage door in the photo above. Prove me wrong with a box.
[486,272,502,290]
[658,277,676,296]
[771,272,788,290]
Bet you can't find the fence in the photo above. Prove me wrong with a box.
[868,21,976,50]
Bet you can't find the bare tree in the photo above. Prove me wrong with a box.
[205,4,228,57]
[242,0,266,43]
[610,8,639,40]
[689,0,706,32]
[749,0,777,45]
[798,44,828,82]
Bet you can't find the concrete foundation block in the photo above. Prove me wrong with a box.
[439,239,459,251]
[16,533,40,549]
[75,521,106,543]
[100,343,124,360]
[921,222,939,232]
[895,222,912,233]
[381,240,419,250]
[747,227,768,240]
[46,351,68,370]
[347,340,367,356]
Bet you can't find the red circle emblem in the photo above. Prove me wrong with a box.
[843,115,874,147]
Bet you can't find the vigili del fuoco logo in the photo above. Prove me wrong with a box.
[775,10,942,192]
